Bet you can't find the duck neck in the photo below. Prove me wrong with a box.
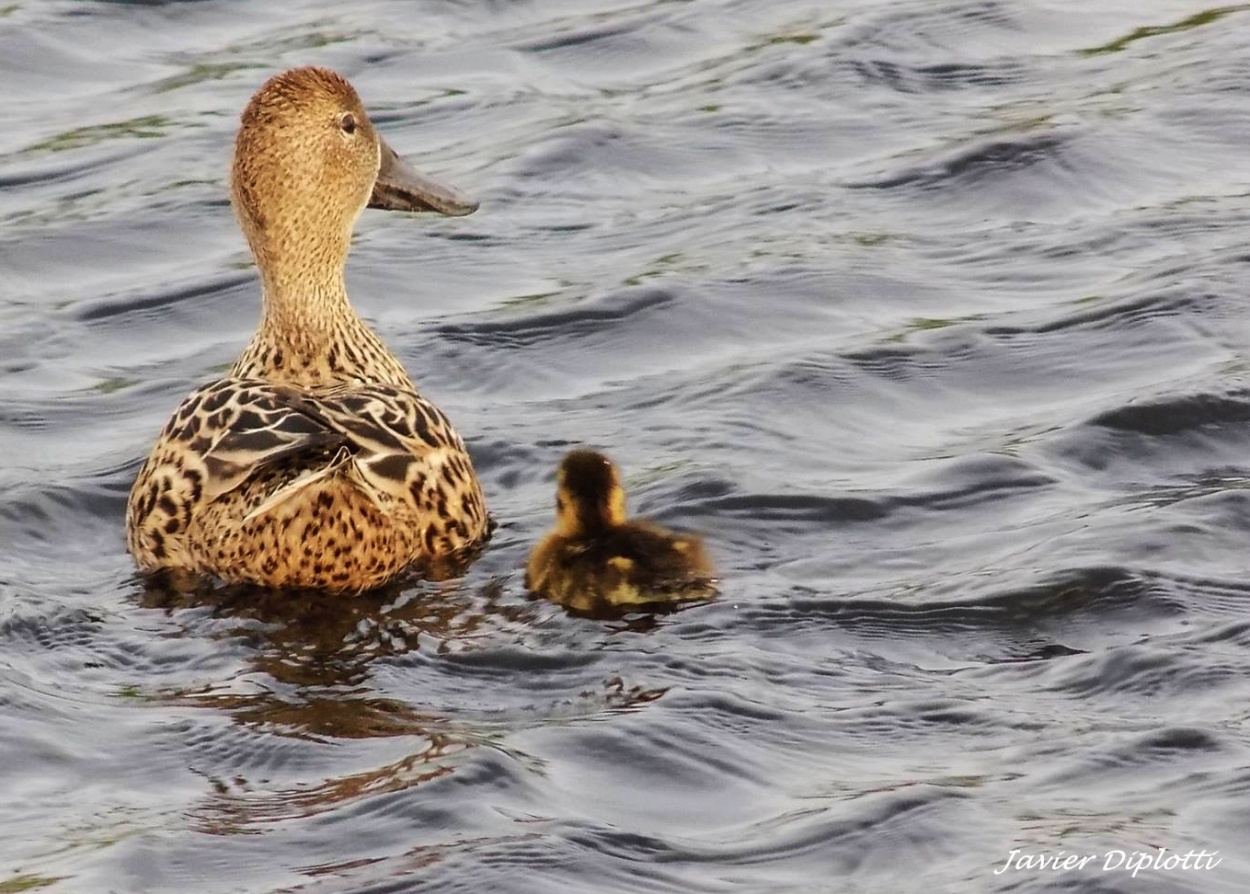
[557,499,626,539]
[230,251,412,389]
[259,258,354,335]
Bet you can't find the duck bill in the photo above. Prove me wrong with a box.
[368,137,479,216]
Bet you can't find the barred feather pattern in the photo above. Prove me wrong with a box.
[126,377,488,593]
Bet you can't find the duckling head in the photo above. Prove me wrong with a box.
[554,450,628,537]
[230,66,477,283]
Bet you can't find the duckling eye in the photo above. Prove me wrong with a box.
[339,113,358,135]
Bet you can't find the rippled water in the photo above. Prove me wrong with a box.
[4,1,1250,891]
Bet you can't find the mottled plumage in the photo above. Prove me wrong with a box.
[126,67,489,593]
[526,450,715,614]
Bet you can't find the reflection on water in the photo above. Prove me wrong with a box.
[5,0,1250,892]
[133,579,512,834]
[135,576,525,690]
[129,576,674,843]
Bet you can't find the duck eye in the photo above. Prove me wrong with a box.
[339,113,358,135]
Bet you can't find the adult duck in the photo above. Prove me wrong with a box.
[126,67,489,593]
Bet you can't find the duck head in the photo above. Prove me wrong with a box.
[554,450,628,537]
[230,66,477,282]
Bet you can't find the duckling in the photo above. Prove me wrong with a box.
[126,67,490,594]
[526,450,716,614]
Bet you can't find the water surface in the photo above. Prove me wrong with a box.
[3,1,1250,891]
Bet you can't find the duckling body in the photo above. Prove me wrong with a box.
[126,67,489,594]
[526,450,714,614]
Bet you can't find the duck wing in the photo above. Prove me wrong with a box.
[254,382,472,508]
[185,379,349,500]
[159,378,468,520]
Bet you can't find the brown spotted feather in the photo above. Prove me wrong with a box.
[127,377,488,593]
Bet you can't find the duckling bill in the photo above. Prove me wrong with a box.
[126,67,489,594]
[526,450,716,615]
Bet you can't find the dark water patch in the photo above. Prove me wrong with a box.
[535,719,776,814]
[505,122,653,184]
[71,270,253,324]
[1027,725,1232,815]
[0,604,108,652]
[660,788,973,876]
[1188,618,1250,647]
[846,128,1071,193]
[899,452,1056,512]
[0,479,127,560]
[985,290,1210,339]
[84,0,226,10]
[518,21,643,56]
[412,272,857,403]
[843,342,947,381]
[992,642,1088,663]
[697,492,891,527]
[692,453,1053,535]
[0,589,248,694]
[437,643,604,676]
[436,286,675,346]
[1050,388,1250,485]
[1041,644,1241,701]
[841,0,1023,53]
[748,566,1176,649]
[0,146,147,192]
[1133,726,1223,756]
[1086,389,1250,437]
[852,59,1028,93]
[877,696,1000,730]
[657,687,791,727]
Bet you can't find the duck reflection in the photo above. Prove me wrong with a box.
[137,568,529,691]
[187,725,463,835]
[134,570,538,833]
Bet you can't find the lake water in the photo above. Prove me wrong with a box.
[3,1,1250,891]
